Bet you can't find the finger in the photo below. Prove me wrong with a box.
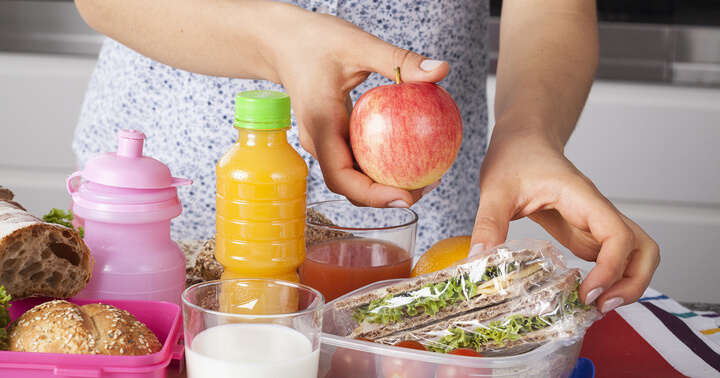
[391,179,442,207]
[528,209,601,261]
[345,95,354,115]
[470,187,513,256]
[514,175,635,306]
[595,217,659,313]
[419,179,441,197]
[307,103,415,208]
[356,39,450,84]
[297,126,317,158]
[559,200,635,306]
[301,95,354,160]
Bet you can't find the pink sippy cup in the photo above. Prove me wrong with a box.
[67,129,192,305]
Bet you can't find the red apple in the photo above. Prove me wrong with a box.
[349,69,462,190]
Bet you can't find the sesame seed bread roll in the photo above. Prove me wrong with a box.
[7,300,162,356]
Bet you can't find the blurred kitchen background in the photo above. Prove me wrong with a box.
[1,0,719,304]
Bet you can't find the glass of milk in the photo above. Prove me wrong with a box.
[182,278,325,378]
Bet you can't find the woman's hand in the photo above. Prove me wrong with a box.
[470,0,659,314]
[470,130,660,313]
[261,5,449,208]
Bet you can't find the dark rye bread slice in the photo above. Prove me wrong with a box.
[348,267,553,340]
[334,248,550,312]
[374,268,582,345]
[0,200,94,300]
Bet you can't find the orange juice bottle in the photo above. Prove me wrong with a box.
[216,90,308,283]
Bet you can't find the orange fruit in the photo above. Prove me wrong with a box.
[410,235,472,277]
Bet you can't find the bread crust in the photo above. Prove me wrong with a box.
[194,237,223,282]
[0,200,94,300]
[177,239,207,287]
[82,303,163,355]
[7,300,162,356]
[0,185,13,201]
[7,300,97,354]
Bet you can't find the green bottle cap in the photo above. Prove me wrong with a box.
[234,90,291,130]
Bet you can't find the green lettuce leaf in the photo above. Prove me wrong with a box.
[427,282,586,354]
[42,208,84,238]
[353,263,518,325]
[426,313,554,353]
[0,286,12,351]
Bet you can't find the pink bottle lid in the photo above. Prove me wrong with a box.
[68,129,192,224]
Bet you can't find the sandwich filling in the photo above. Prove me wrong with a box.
[0,286,10,351]
[352,260,544,326]
[423,282,590,353]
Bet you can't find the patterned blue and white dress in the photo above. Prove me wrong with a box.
[73,0,490,255]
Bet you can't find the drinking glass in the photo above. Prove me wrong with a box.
[182,278,324,378]
[300,199,418,302]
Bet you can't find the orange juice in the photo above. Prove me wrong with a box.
[216,91,308,284]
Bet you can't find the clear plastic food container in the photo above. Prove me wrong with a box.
[1,297,183,378]
[319,239,601,378]
[320,279,587,378]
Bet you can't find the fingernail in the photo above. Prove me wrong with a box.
[468,243,485,257]
[388,200,410,208]
[421,180,441,196]
[601,297,624,313]
[420,59,444,72]
[585,288,603,305]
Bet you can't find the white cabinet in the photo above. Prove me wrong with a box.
[0,52,97,217]
[488,76,720,304]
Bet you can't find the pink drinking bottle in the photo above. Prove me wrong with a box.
[67,129,192,305]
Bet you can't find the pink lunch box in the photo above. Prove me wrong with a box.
[1,297,183,378]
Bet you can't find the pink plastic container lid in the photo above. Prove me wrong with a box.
[70,183,184,224]
[67,129,192,223]
[71,129,191,190]
[0,297,183,378]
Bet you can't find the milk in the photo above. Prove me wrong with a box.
[185,323,319,378]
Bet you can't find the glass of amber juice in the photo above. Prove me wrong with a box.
[300,199,418,302]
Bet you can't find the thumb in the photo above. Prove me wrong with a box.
[362,41,449,84]
[469,191,512,257]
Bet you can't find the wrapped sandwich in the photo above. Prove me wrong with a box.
[331,239,601,356]
[376,268,598,355]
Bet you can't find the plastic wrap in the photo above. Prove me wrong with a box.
[329,239,602,357]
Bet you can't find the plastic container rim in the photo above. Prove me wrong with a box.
[319,331,573,369]
[0,297,183,370]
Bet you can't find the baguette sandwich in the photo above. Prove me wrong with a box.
[0,187,93,301]
[374,268,599,355]
[333,246,561,340]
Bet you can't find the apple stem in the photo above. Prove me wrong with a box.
[394,67,402,84]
